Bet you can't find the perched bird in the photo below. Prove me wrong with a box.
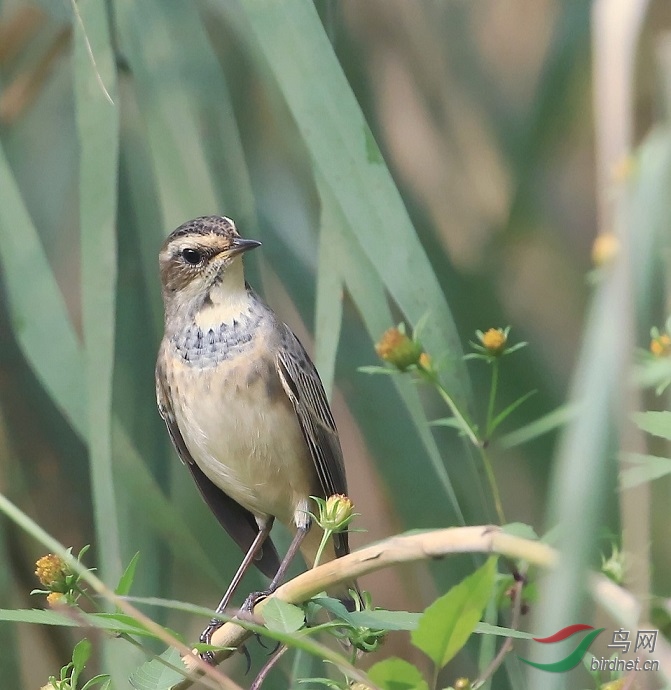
[155,215,356,651]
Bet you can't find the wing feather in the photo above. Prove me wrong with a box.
[275,328,349,557]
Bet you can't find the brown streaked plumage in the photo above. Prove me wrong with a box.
[155,215,356,656]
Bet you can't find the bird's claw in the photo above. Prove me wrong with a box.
[198,616,224,664]
[241,589,270,613]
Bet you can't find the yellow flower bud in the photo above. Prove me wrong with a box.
[480,328,507,355]
[650,333,671,357]
[418,352,432,371]
[454,679,472,690]
[46,592,66,607]
[321,494,355,532]
[35,554,68,588]
[375,327,422,371]
[591,232,620,267]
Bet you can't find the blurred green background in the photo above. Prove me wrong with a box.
[1,1,670,688]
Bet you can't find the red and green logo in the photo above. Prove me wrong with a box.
[518,624,605,672]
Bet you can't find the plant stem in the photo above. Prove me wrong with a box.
[435,383,480,448]
[432,378,505,523]
[486,360,499,440]
[478,446,506,524]
[313,530,332,569]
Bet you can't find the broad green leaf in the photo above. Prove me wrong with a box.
[0,141,86,436]
[621,453,671,488]
[411,556,497,669]
[239,0,473,407]
[233,5,492,532]
[367,658,429,690]
[314,176,345,396]
[114,0,254,226]
[115,552,141,596]
[347,610,421,631]
[337,221,468,523]
[129,648,186,690]
[632,411,671,441]
[262,598,305,633]
[73,0,122,588]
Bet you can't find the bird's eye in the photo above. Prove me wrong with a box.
[181,248,202,265]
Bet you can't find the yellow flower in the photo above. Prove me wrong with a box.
[418,352,432,371]
[35,554,67,588]
[375,326,423,371]
[591,232,620,267]
[481,328,507,355]
[454,679,472,690]
[650,333,671,357]
[321,494,355,532]
[46,592,65,607]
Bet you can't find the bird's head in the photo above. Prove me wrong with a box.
[159,216,261,316]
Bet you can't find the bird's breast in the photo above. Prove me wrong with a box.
[163,320,316,525]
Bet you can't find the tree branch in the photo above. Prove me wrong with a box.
[176,525,554,687]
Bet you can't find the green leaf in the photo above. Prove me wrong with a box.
[81,674,112,690]
[0,141,86,437]
[73,0,122,587]
[0,609,81,626]
[502,522,539,541]
[71,638,92,674]
[474,622,534,639]
[115,552,141,596]
[621,453,671,488]
[262,598,305,633]
[347,610,421,631]
[428,417,462,429]
[488,390,536,435]
[499,402,578,448]
[129,648,186,690]
[314,176,345,397]
[632,411,671,441]
[411,556,497,669]
[367,658,429,690]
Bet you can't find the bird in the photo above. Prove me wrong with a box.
[155,215,357,654]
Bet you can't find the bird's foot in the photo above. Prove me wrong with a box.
[241,588,271,614]
[198,616,224,664]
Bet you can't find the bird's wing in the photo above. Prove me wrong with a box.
[275,327,349,557]
[155,355,280,579]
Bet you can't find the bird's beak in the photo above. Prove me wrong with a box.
[227,237,262,257]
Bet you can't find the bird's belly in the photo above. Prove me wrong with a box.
[170,358,315,526]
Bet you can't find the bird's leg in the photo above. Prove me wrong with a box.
[200,519,273,662]
[241,522,310,614]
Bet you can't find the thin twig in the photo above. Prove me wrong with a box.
[472,574,524,688]
[250,644,289,690]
